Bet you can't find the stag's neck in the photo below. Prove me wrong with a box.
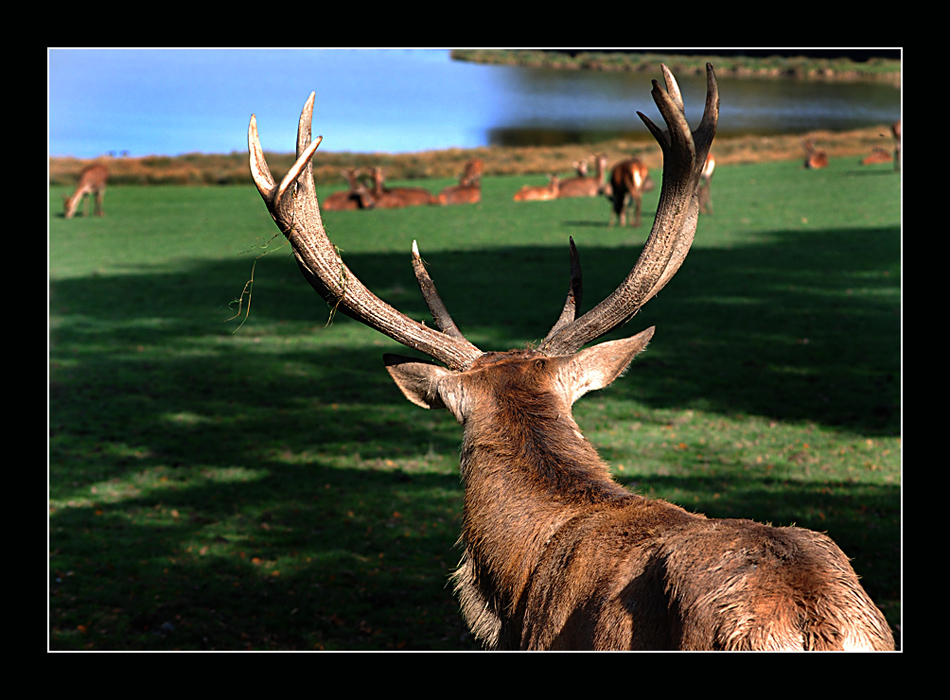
[457,399,633,620]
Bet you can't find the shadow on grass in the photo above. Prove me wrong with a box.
[49,222,900,649]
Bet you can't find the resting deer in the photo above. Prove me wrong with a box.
[512,174,560,202]
[557,154,609,199]
[606,157,652,226]
[63,163,108,218]
[246,64,895,651]
[803,140,829,169]
[437,159,483,205]
[370,166,437,207]
[698,154,715,215]
[321,168,374,211]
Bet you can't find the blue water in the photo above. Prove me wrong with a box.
[48,49,901,159]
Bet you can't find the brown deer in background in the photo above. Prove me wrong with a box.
[321,168,374,211]
[63,163,108,218]
[512,174,560,202]
[803,139,829,169]
[437,158,482,205]
[370,166,437,207]
[892,119,901,172]
[557,154,608,198]
[247,63,894,651]
[698,153,715,215]
[606,157,652,226]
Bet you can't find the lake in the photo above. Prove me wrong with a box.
[48,49,901,158]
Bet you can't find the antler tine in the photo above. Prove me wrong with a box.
[544,237,583,338]
[411,240,466,340]
[247,94,483,371]
[538,63,719,356]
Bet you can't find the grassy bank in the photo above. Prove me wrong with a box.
[48,155,901,650]
[49,124,899,188]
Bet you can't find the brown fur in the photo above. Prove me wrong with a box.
[557,154,608,199]
[513,174,560,202]
[803,140,829,169]
[247,66,894,652]
[438,159,482,205]
[63,163,108,218]
[385,339,895,651]
[370,167,437,207]
[606,158,652,226]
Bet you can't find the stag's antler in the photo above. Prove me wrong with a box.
[248,93,483,371]
[247,63,717,367]
[538,63,719,356]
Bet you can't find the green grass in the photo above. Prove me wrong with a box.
[49,157,901,650]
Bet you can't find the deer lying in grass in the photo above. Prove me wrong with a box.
[63,163,108,218]
[246,63,895,651]
[512,174,560,202]
[321,168,374,211]
[557,154,608,198]
[437,159,482,205]
[803,140,829,169]
[370,166,437,207]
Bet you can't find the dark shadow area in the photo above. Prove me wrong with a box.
[49,223,900,649]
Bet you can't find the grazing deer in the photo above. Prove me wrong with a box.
[557,154,609,199]
[370,167,437,207]
[803,140,829,169]
[322,168,374,211]
[63,163,108,218]
[698,154,715,215]
[437,159,483,205]
[606,158,652,226]
[512,174,560,202]
[246,63,895,651]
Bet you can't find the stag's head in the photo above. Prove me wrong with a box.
[247,64,718,422]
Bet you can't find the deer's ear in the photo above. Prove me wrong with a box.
[383,354,456,411]
[565,327,654,403]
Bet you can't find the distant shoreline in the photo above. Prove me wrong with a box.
[449,50,902,86]
[49,124,900,188]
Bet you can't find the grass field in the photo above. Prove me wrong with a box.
[49,156,901,650]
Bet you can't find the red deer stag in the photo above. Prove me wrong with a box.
[63,163,108,219]
[698,154,715,215]
[803,140,829,169]
[321,168,374,211]
[512,174,560,202]
[606,157,652,226]
[557,154,609,198]
[370,166,437,207]
[437,159,483,205]
[246,63,894,651]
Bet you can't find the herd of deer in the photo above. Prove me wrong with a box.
[246,64,896,651]
[321,159,484,211]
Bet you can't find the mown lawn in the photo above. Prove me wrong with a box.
[48,156,901,650]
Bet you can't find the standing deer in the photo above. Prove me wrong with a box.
[557,154,609,198]
[370,166,437,207]
[803,140,829,169]
[698,154,715,215]
[606,157,653,226]
[246,64,894,651]
[63,163,108,218]
[437,159,482,205]
[512,174,560,202]
[892,119,901,172]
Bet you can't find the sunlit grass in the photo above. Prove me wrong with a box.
[49,156,901,649]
